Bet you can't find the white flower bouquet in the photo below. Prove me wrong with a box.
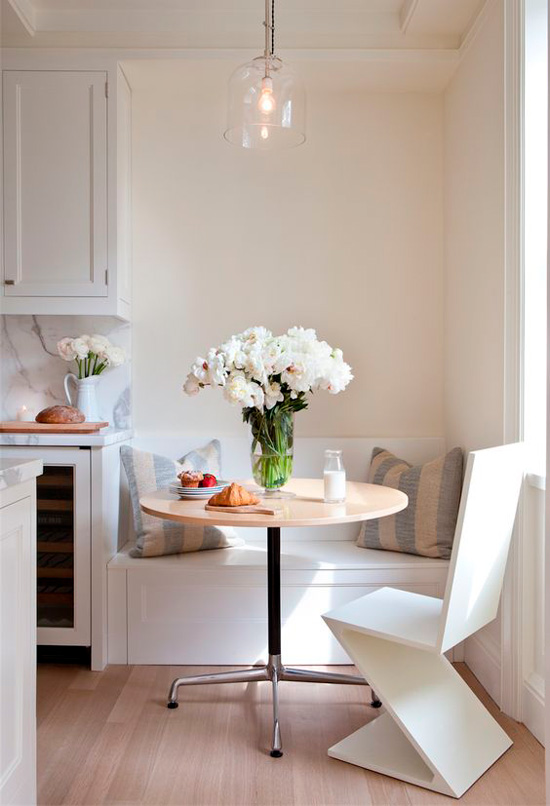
[57,334,126,378]
[184,327,353,492]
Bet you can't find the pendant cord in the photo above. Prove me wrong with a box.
[271,0,275,55]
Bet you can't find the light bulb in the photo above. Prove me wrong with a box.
[260,126,269,140]
[258,76,275,114]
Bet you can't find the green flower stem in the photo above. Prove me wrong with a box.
[249,408,294,490]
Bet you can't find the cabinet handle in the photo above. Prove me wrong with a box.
[4,279,15,285]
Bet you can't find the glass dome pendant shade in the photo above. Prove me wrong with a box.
[224,0,306,150]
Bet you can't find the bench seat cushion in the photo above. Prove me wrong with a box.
[110,539,449,571]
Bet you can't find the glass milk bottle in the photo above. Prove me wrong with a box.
[324,450,346,503]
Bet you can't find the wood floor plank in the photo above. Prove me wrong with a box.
[36,662,545,806]
[37,664,81,727]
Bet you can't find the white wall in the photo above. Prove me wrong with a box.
[443,0,506,704]
[128,60,445,441]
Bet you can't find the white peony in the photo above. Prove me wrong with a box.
[244,346,268,385]
[264,381,284,410]
[183,373,201,396]
[241,326,272,345]
[250,382,265,410]
[223,373,256,408]
[184,325,353,411]
[191,357,210,385]
[206,351,227,386]
[57,337,77,362]
[219,337,242,369]
[72,336,91,359]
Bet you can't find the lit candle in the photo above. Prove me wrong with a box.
[16,405,35,422]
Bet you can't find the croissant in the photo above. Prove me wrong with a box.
[208,483,260,507]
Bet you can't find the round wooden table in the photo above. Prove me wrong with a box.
[140,478,408,758]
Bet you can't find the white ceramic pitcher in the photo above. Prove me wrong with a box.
[63,374,102,422]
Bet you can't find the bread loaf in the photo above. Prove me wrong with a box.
[36,405,86,424]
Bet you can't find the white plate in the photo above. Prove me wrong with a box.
[169,480,229,500]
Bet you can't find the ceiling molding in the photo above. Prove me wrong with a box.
[399,0,420,33]
[459,0,493,57]
[7,0,36,36]
[0,0,479,57]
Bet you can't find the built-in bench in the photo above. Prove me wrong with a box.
[107,435,452,666]
[108,539,450,665]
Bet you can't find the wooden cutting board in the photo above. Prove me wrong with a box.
[205,503,280,516]
[0,421,109,434]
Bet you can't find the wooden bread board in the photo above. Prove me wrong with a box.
[205,503,280,516]
[0,421,109,434]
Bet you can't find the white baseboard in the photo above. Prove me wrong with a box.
[464,632,502,706]
[522,673,545,746]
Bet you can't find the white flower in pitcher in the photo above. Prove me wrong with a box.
[183,373,201,396]
[72,336,91,359]
[89,334,111,355]
[104,346,126,367]
[223,372,256,407]
[57,337,77,361]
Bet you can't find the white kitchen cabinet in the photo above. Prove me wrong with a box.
[1,66,131,319]
[0,460,42,806]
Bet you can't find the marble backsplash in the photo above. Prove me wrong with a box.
[1,315,131,428]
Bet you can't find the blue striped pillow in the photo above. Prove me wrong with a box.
[121,441,242,558]
[356,446,463,559]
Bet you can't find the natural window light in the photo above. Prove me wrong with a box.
[524,0,548,478]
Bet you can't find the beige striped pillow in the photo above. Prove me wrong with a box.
[356,447,463,559]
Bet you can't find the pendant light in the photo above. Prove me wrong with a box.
[223,0,306,150]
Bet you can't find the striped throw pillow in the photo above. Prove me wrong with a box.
[356,446,463,559]
[121,441,243,558]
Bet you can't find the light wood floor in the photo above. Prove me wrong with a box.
[37,662,545,806]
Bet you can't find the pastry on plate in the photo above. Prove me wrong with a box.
[208,483,260,507]
[178,470,204,488]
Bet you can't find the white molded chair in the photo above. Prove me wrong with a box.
[323,443,524,799]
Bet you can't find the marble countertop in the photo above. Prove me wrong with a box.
[0,428,133,448]
[0,457,43,490]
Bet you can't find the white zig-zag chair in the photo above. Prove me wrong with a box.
[322,443,524,799]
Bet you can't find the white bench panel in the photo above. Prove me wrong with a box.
[108,541,449,665]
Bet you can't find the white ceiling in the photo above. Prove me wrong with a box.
[2,0,486,51]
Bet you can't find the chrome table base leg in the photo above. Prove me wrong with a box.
[167,666,269,708]
[166,526,380,755]
[280,667,367,685]
[270,655,283,757]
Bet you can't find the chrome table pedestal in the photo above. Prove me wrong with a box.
[166,527,380,757]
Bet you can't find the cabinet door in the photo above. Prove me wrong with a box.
[3,71,108,297]
[0,495,36,806]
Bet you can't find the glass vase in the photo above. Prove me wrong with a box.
[250,409,294,494]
